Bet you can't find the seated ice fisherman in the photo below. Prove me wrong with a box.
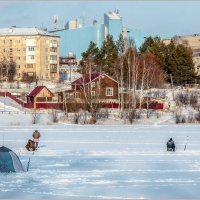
[167,138,175,151]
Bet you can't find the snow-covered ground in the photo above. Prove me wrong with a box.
[1,123,200,199]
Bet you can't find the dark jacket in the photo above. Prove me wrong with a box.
[167,139,175,149]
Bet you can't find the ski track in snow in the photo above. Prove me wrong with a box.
[0,124,200,199]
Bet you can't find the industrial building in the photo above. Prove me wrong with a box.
[52,11,153,60]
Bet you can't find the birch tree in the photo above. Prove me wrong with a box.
[81,56,102,124]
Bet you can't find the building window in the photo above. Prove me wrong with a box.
[75,92,81,98]
[50,64,57,71]
[91,82,95,87]
[28,55,34,60]
[50,47,57,52]
[17,56,20,60]
[50,55,57,60]
[28,47,35,51]
[106,87,113,96]
[91,91,95,97]
[16,40,21,44]
[17,48,20,52]
[26,64,33,68]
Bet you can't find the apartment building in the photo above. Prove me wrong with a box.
[0,27,60,81]
[164,35,200,77]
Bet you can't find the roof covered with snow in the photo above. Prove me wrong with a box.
[0,27,59,37]
[71,73,100,85]
[105,11,121,20]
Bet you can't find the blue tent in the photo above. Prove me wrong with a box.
[0,146,24,173]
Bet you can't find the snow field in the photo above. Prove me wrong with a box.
[0,124,200,199]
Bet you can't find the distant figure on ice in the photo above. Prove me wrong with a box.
[32,130,41,150]
[167,138,175,151]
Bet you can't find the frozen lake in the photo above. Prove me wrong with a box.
[0,124,200,199]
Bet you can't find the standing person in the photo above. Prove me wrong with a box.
[32,130,41,150]
[167,138,175,151]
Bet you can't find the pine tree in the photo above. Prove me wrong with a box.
[165,41,196,85]
[139,36,166,68]
[100,35,118,76]
[140,37,196,85]
[79,41,100,74]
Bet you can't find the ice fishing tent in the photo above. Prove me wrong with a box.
[0,146,24,173]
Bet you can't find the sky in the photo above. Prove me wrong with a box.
[0,1,200,37]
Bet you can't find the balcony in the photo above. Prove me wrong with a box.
[51,67,57,72]
[50,43,57,48]
[50,60,57,64]
[50,52,57,56]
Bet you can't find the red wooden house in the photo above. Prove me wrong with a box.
[59,73,119,109]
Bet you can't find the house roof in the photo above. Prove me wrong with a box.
[27,86,54,97]
[71,73,100,85]
[71,73,118,85]
[0,27,59,37]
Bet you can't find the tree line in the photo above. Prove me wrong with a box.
[79,35,196,87]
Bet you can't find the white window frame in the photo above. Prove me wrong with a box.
[91,82,95,87]
[75,92,81,98]
[91,91,95,97]
[106,87,113,96]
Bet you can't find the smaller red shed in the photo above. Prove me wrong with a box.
[27,86,54,103]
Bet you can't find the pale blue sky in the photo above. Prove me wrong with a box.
[0,1,199,37]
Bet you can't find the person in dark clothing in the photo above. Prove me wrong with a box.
[167,138,175,151]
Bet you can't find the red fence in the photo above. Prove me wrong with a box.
[24,102,63,109]
[0,92,164,111]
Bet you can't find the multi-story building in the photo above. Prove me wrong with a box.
[59,53,80,81]
[163,35,200,77]
[0,27,60,81]
[52,11,155,60]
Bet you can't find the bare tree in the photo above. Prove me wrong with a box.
[79,56,102,124]
[62,91,68,117]
[32,111,40,124]
[123,43,141,123]
[0,56,16,82]
[51,109,59,123]
[139,53,165,118]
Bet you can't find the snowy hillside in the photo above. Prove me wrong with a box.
[0,97,23,112]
